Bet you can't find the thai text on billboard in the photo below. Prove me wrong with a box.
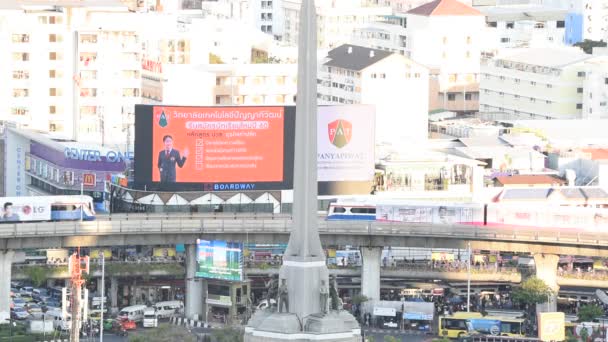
[152,106,284,183]
[196,239,243,281]
[0,197,51,223]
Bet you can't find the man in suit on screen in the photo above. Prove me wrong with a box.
[158,135,189,183]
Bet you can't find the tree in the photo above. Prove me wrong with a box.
[211,326,244,342]
[511,276,554,306]
[574,39,607,54]
[578,304,604,322]
[24,266,48,287]
[352,294,369,305]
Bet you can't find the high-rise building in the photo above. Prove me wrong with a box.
[318,44,429,143]
[564,0,608,45]
[0,1,141,147]
[282,0,391,49]
[479,47,608,120]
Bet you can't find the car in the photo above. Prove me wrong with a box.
[12,298,26,309]
[118,318,137,330]
[20,295,34,303]
[20,287,33,296]
[11,307,30,320]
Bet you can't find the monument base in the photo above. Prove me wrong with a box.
[245,310,361,342]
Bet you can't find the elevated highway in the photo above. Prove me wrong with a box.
[0,213,607,257]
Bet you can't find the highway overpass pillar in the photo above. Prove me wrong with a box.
[185,244,204,320]
[0,251,13,314]
[533,254,559,313]
[360,247,382,301]
[110,277,118,312]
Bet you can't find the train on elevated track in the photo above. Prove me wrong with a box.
[326,197,608,230]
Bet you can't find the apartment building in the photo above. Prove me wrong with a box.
[564,0,608,45]
[282,0,391,49]
[479,47,604,120]
[142,62,297,106]
[318,44,429,144]
[250,0,284,38]
[0,1,142,147]
[480,6,567,50]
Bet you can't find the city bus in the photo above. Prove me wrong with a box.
[439,312,483,339]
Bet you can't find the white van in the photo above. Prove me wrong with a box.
[118,305,147,323]
[143,308,158,328]
[153,301,183,319]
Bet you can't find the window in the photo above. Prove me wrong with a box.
[499,92,504,96]
[449,74,458,83]
[12,53,29,61]
[500,37,510,43]
[600,102,607,106]
[576,103,583,109]
[414,73,420,78]
[215,96,221,104]
[49,34,62,43]
[515,79,520,83]
[12,70,29,79]
[49,16,63,24]
[49,70,62,78]
[530,98,536,103]
[11,107,28,116]
[557,20,565,28]
[531,81,537,85]
[577,71,586,77]
[442,36,448,44]
[50,106,56,114]
[534,22,545,29]
[466,36,471,44]
[49,52,62,60]
[547,84,553,88]
[448,94,456,101]
[515,95,520,99]
[13,89,29,97]
[577,88,583,93]
[379,73,386,79]
[465,93,472,100]
[506,22,514,29]
[12,34,29,43]
[605,78,608,84]
[49,88,62,96]
[488,22,497,28]
[466,51,471,58]
[371,73,377,79]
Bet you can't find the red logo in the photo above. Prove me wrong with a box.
[328,119,352,148]
[83,173,96,187]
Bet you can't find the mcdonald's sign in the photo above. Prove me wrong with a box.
[83,173,96,187]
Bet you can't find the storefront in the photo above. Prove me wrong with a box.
[2,128,131,212]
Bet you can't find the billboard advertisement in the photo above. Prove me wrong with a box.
[376,203,483,224]
[0,197,51,223]
[135,105,294,191]
[487,203,608,230]
[317,105,375,182]
[537,312,565,342]
[134,104,376,194]
[195,239,243,281]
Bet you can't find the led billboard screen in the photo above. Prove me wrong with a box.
[134,104,375,194]
[195,239,243,281]
[135,105,294,191]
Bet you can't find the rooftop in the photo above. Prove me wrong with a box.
[496,48,591,68]
[494,175,566,186]
[324,44,393,71]
[407,0,482,16]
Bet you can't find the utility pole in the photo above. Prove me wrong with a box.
[100,252,105,342]
[467,241,471,313]
[69,249,89,342]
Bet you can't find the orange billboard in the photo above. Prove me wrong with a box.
[151,106,285,184]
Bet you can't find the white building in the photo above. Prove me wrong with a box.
[249,0,284,39]
[142,62,297,106]
[318,44,429,144]
[582,54,608,119]
[282,0,392,49]
[0,0,142,147]
[480,6,567,50]
[565,0,608,43]
[479,47,605,120]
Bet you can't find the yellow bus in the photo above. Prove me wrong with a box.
[467,316,525,337]
[439,313,525,339]
[438,312,483,339]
